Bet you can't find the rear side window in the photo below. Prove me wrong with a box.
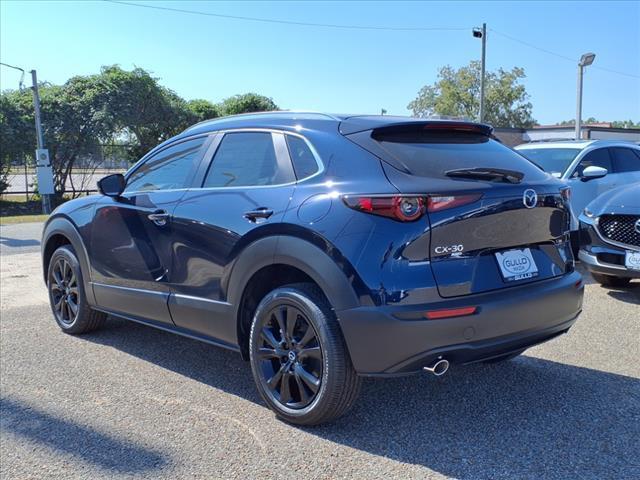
[610,148,640,173]
[125,137,206,192]
[367,130,546,180]
[203,132,293,188]
[573,148,612,177]
[286,135,319,179]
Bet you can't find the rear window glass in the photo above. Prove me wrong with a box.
[372,131,546,180]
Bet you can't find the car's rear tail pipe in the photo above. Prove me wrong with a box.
[423,358,449,376]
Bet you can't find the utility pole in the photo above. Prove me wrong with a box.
[473,24,487,123]
[575,53,596,140]
[30,70,53,214]
[575,65,583,140]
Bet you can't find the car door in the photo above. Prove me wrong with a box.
[90,135,210,325]
[566,147,614,229]
[609,147,640,186]
[167,130,296,344]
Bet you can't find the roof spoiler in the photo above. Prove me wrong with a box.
[371,121,494,138]
[339,116,493,136]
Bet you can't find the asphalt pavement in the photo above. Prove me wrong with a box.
[0,222,639,479]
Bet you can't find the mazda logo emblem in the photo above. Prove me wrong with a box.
[635,219,640,234]
[523,189,538,209]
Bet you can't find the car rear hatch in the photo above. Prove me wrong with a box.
[343,119,573,298]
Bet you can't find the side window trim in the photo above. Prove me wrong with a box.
[197,129,309,190]
[123,134,212,192]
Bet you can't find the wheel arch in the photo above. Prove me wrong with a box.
[227,235,360,359]
[41,216,96,305]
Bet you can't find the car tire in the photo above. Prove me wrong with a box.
[482,349,525,364]
[591,273,631,288]
[249,283,361,426]
[47,245,106,334]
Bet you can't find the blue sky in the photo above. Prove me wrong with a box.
[1,0,639,124]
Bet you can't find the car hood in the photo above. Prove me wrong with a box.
[586,183,640,215]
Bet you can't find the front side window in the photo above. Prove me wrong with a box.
[573,148,612,177]
[610,147,640,173]
[203,132,293,187]
[125,137,206,192]
[286,135,319,179]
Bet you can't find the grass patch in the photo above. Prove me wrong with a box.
[0,214,49,225]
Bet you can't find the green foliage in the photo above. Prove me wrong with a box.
[219,93,278,116]
[0,92,34,193]
[0,66,278,195]
[186,99,221,123]
[558,118,640,128]
[408,61,536,128]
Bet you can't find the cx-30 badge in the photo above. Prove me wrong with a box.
[635,219,640,234]
[523,189,538,209]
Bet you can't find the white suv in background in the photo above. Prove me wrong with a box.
[515,140,640,249]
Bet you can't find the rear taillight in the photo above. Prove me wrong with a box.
[343,193,483,221]
[343,196,425,222]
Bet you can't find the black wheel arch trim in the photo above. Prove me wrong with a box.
[226,234,360,318]
[41,215,96,306]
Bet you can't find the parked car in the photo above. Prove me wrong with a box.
[41,113,584,425]
[578,183,640,287]
[515,140,640,250]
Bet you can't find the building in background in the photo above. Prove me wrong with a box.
[494,124,640,147]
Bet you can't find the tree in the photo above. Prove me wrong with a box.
[0,92,34,194]
[219,93,278,116]
[186,99,221,123]
[0,77,115,198]
[408,61,536,128]
[558,118,640,128]
[1,65,280,197]
[99,65,194,159]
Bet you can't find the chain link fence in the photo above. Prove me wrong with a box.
[2,144,134,199]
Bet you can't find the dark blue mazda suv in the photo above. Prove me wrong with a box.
[42,113,584,424]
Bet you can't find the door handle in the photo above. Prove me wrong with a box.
[147,210,170,226]
[244,207,274,223]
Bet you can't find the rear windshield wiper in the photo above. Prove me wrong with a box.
[445,167,524,184]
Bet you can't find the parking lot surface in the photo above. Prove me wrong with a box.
[1,222,639,479]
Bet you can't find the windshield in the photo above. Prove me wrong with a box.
[516,148,581,175]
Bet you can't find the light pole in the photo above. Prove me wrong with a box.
[575,52,596,140]
[473,23,487,123]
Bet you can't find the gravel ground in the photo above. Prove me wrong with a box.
[1,225,639,479]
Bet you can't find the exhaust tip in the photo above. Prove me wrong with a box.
[423,359,450,376]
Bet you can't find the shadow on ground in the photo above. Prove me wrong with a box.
[0,236,40,248]
[0,397,169,474]
[82,317,640,479]
[606,282,640,305]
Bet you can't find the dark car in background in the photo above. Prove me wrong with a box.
[41,113,584,425]
[579,183,640,287]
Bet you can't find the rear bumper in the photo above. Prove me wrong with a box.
[336,271,584,376]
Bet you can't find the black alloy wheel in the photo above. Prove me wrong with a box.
[256,303,323,409]
[49,257,80,326]
[249,283,361,425]
[47,245,106,334]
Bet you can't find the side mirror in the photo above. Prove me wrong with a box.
[581,166,608,181]
[97,173,126,197]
